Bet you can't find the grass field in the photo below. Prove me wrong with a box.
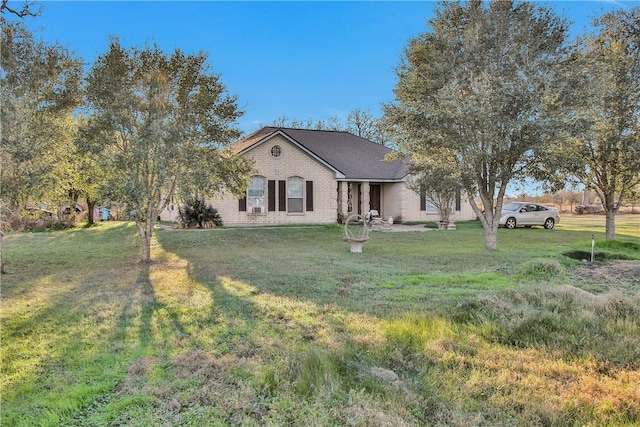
[1,215,639,426]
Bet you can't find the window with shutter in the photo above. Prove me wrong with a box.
[278,180,286,211]
[248,176,265,214]
[306,181,314,212]
[287,177,303,213]
[268,180,276,211]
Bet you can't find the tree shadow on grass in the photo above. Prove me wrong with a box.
[1,222,138,298]
[154,231,367,358]
[114,263,191,353]
[1,259,147,425]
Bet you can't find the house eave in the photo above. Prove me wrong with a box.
[336,177,407,183]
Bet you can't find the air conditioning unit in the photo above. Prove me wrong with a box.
[251,206,262,214]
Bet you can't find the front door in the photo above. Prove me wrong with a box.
[370,184,381,213]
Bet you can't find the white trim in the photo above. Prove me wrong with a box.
[337,177,407,183]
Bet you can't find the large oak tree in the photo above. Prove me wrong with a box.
[84,39,252,262]
[557,8,640,239]
[384,0,575,249]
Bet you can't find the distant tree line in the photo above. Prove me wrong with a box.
[268,108,395,147]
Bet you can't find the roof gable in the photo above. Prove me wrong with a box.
[230,127,409,181]
[229,127,278,155]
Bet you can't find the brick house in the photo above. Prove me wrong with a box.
[160,127,477,226]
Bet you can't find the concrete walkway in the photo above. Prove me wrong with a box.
[373,224,433,232]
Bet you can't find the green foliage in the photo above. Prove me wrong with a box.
[72,115,119,226]
[407,150,461,224]
[384,314,452,356]
[385,0,574,249]
[551,8,640,239]
[83,38,252,261]
[178,197,223,228]
[0,20,83,210]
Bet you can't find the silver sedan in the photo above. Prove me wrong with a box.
[499,202,560,229]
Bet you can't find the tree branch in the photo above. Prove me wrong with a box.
[1,0,42,17]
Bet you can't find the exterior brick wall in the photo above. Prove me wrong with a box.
[211,134,338,226]
[159,133,478,226]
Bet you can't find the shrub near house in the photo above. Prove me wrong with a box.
[178,197,223,228]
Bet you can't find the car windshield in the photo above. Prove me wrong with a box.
[502,203,521,212]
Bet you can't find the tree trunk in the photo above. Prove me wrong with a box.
[136,202,158,263]
[600,189,617,240]
[136,219,153,263]
[605,209,616,240]
[484,222,498,250]
[468,195,499,251]
[86,198,96,226]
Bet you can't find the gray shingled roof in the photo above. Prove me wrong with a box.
[231,127,409,181]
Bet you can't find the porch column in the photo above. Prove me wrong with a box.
[361,181,370,215]
[339,181,349,220]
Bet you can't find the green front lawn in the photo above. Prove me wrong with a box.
[2,215,639,426]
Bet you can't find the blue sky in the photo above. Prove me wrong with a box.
[17,0,638,135]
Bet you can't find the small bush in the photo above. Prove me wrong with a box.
[16,209,76,231]
[178,197,223,228]
[518,258,565,280]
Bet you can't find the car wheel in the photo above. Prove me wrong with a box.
[544,218,555,229]
[505,217,517,229]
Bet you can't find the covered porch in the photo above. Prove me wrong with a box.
[336,180,403,224]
